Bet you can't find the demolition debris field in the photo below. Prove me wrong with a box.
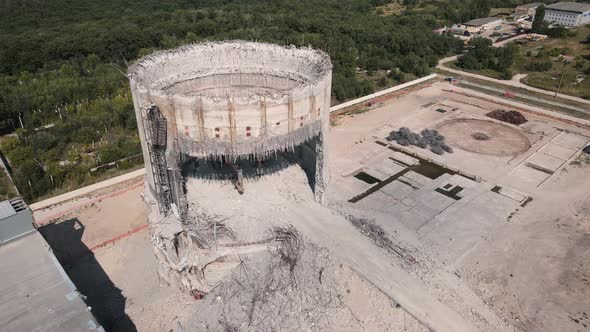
[34,81,590,332]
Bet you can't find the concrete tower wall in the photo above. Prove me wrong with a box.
[127,42,332,291]
[129,41,332,202]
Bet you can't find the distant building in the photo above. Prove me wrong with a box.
[0,198,104,331]
[449,26,470,36]
[544,2,590,27]
[460,17,503,33]
[514,2,543,18]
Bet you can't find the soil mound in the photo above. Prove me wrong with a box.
[486,110,527,125]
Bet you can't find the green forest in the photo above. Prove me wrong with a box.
[0,0,494,201]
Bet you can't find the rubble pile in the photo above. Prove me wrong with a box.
[486,109,528,125]
[387,127,453,155]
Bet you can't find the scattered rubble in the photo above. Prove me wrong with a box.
[386,127,453,155]
[341,213,417,266]
[189,231,342,332]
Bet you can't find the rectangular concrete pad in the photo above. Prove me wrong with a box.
[375,159,407,177]
[356,190,397,211]
[540,143,577,160]
[495,186,528,203]
[408,191,456,221]
[390,151,419,166]
[330,176,375,202]
[402,171,433,187]
[380,180,417,202]
[506,164,551,189]
[419,191,519,262]
[527,152,565,172]
[553,132,589,149]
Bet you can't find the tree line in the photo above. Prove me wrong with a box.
[0,0,467,201]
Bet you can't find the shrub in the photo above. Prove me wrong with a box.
[526,60,553,72]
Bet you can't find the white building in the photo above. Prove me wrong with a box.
[544,2,590,27]
[460,17,503,33]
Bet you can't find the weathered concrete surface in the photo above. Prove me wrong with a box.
[128,41,333,294]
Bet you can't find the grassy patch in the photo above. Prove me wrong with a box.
[453,25,590,99]
[449,61,506,80]
[569,153,590,167]
[490,7,513,16]
[516,26,590,99]
[374,1,405,16]
[0,166,17,201]
[357,69,417,90]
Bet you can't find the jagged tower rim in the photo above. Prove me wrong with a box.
[128,40,333,100]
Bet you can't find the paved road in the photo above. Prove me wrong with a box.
[437,56,590,106]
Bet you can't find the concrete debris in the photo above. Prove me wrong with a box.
[189,240,342,332]
[386,127,453,155]
[128,41,333,294]
[341,212,417,266]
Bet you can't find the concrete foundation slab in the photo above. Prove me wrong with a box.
[505,164,550,190]
[379,180,417,201]
[540,142,577,160]
[419,191,519,262]
[553,132,589,149]
[527,153,566,172]
[390,151,420,166]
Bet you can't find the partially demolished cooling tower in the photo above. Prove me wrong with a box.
[128,41,332,291]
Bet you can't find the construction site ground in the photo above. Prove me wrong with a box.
[34,81,590,332]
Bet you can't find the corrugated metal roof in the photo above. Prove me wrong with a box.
[547,2,590,13]
[0,200,16,221]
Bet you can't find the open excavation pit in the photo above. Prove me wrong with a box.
[128,41,332,293]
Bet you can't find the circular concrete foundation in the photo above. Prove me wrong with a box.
[436,118,530,156]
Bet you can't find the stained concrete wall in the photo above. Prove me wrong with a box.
[129,41,331,157]
[128,41,332,203]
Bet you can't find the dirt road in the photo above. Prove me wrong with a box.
[437,56,590,107]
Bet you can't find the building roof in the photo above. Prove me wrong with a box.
[546,2,590,13]
[0,200,16,220]
[463,17,503,26]
[0,231,103,331]
[517,2,543,9]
